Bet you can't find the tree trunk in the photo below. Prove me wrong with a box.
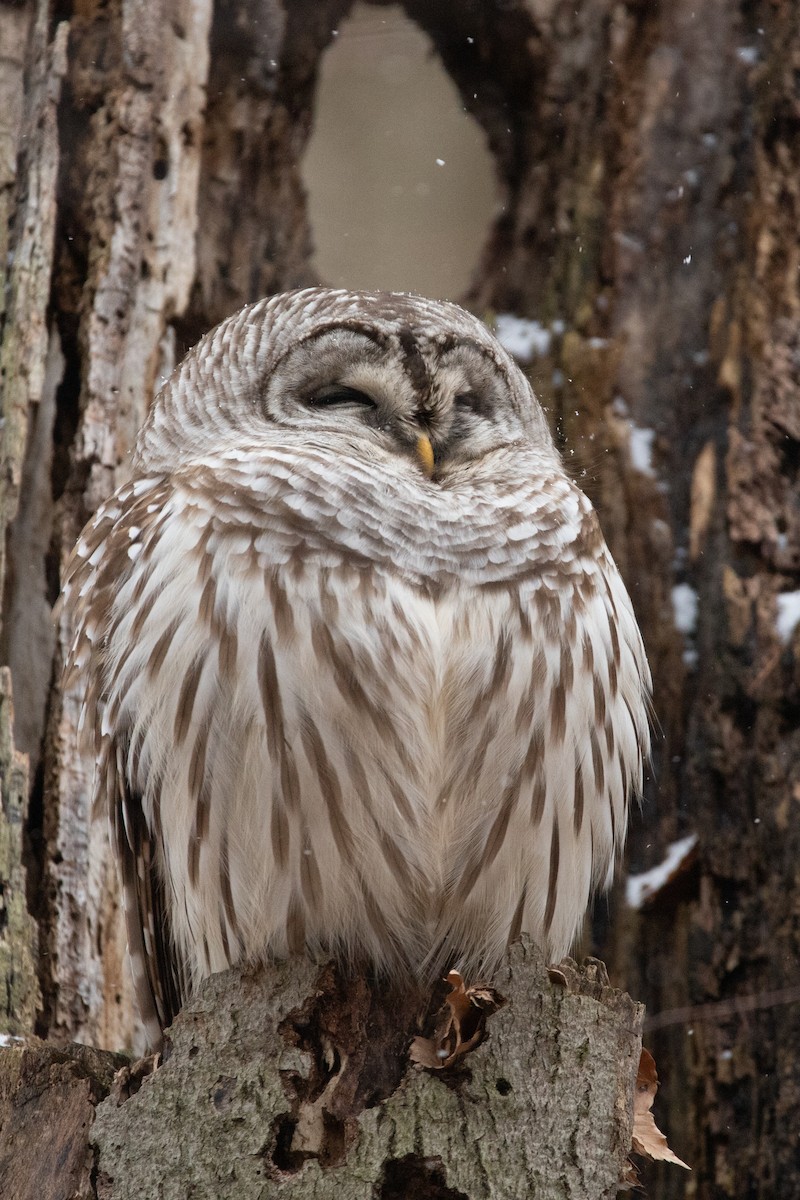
[0,943,641,1199]
[1,0,797,1196]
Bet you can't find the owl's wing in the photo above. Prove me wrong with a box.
[105,739,187,1048]
[62,478,186,1048]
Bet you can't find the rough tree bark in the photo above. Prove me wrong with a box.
[1,943,644,1199]
[1,0,797,1197]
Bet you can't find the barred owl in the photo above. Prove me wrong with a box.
[62,288,651,1047]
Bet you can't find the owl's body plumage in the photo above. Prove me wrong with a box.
[63,289,650,1045]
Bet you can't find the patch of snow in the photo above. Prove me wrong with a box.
[776,590,800,644]
[736,45,758,65]
[629,423,656,476]
[495,314,552,363]
[672,583,698,636]
[626,834,698,909]
[0,1032,24,1047]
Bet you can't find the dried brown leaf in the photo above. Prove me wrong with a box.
[410,971,506,1070]
[408,1034,445,1069]
[631,1048,690,1170]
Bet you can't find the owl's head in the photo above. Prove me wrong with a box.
[136,289,558,480]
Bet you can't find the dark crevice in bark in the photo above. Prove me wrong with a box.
[274,962,438,1169]
[378,1154,470,1200]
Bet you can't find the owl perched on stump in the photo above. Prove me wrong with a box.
[62,289,651,1047]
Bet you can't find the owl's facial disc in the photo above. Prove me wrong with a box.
[263,325,537,476]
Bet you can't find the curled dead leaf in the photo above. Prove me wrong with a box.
[631,1047,690,1170]
[410,971,506,1070]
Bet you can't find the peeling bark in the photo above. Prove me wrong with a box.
[0,670,40,1035]
[0,1035,126,1200]
[0,6,66,767]
[44,0,215,1050]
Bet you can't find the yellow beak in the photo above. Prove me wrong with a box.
[415,434,435,477]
